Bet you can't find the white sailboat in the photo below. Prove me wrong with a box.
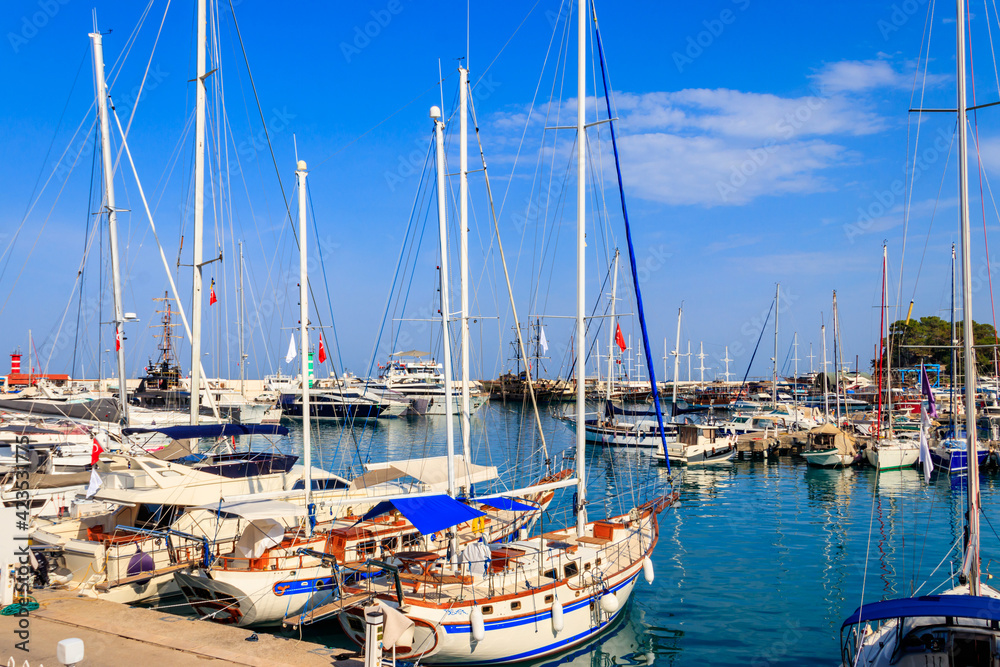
[335,6,674,661]
[841,1,1000,660]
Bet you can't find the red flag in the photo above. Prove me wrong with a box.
[209,278,218,306]
[115,326,121,351]
[318,334,327,364]
[615,323,627,352]
[91,437,104,466]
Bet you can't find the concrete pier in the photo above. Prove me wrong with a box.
[0,590,361,666]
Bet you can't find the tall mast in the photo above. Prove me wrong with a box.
[432,106,458,519]
[808,343,815,374]
[605,249,620,408]
[574,0,588,537]
[296,161,312,534]
[723,346,733,383]
[821,324,829,421]
[687,340,691,382]
[833,290,842,424]
[189,0,207,426]
[672,306,682,408]
[951,243,957,435]
[773,282,780,405]
[239,241,245,398]
[698,342,706,384]
[956,0,981,593]
[793,332,799,425]
[458,64,472,466]
[89,30,129,425]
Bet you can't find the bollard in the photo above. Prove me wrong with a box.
[364,606,385,667]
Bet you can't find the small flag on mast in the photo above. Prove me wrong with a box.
[115,325,121,352]
[318,333,327,364]
[539,325,549,354]
[209,278,218,306]
[615,323,627,352]
[285,334,297,364]
[90,437,104,466]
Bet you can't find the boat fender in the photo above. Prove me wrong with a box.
[642,557,654,584]
[599,591,619,614]
[551,596,564,634]
[470,605,486,642]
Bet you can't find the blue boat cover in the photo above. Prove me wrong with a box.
[122,424,289,439]
[360,495,486,535]
[473,496,538,512]
[842,595,1000,628]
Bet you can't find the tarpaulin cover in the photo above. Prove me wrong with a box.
[122,424,289,439]
[841,595,1000,628]
[360,495,485,535]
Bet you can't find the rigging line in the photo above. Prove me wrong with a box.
[898,0,938,322]
[471,0,543,90]
[312,76,454,171]
[736,300,774,401]
[468,85,551,462]
[0,115,96,321]
[968,105,1000,372]
[910,124,957,302]
[985,0,1000,95]
[497,0,570,222]
[74,125,102,375]
[105,0,154,90]
[306,183,346,380]
[592,4,671,467]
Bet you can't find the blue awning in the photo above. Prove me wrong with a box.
[842,595,1000,628]
[122,424,289,439]
[360,495,486,535]
[473,496,538,512]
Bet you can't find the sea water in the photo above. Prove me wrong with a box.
[269,402,998,666]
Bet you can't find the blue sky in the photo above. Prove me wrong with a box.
[1,0,998,384]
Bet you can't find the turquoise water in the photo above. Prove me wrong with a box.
[269,403,999,665]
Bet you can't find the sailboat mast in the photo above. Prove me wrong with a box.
[956,0,981,593]
[793,332,799,425]
[833,290,842,423]
[296,161,313,534]
[574,0,588,537]
[821,324,829,421]
[884,244,893,440]
[189,0,207,426]
[773,282,779,405]
[951,243,957,435]
[239,241,245,398]
[672,306,682,407]
[605,249,620,407]
[458,65,472,465]
[432,106,458,511]
[89,30,129,425]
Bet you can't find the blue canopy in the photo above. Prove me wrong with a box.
[472,496,538,512]
[122,424,289,439]
[360,495,486,535]
[842,595,1000,628]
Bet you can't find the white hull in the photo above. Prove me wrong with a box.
[801,448,855,468]
[864,443,919,471]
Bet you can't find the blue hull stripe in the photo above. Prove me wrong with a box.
[442,572,638,634]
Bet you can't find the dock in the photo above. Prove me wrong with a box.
[735,431,806,459]
[0,590,362,666]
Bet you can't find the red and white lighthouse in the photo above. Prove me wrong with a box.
[10,350,21,375]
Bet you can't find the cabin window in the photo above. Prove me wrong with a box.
[595,558,602,566]
[482,605,493,615]
[510,601,521,611]
[381,537,398,552]
[356,540,377,557]
[348,617,364,632]
[584,562,591,571]
[544,594,554,604]
[564,562,579,578]
[402,533,421,549]
[543,569,556,580]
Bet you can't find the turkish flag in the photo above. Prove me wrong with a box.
[209,278,218,306]
[115,326,121,351]
[91,437,104,466]
[318,334,327,364]
[615,323,627,352]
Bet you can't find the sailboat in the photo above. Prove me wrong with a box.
[840,1,1000,660]
[863,244,919,472]
[335,5,675,662]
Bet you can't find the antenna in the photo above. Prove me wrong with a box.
[438,58,445,115]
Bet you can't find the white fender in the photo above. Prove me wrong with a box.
[470,605,485,642]
[643,556,654,584]
[551,596,564,634]
[600,591,619,614]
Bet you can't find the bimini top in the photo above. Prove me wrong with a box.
[350,456,498,493]
[122,424,289,439]
[194,499,305,521]
[842,595,1000,628]
[390,350,430,358]
[360,495,485,535]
